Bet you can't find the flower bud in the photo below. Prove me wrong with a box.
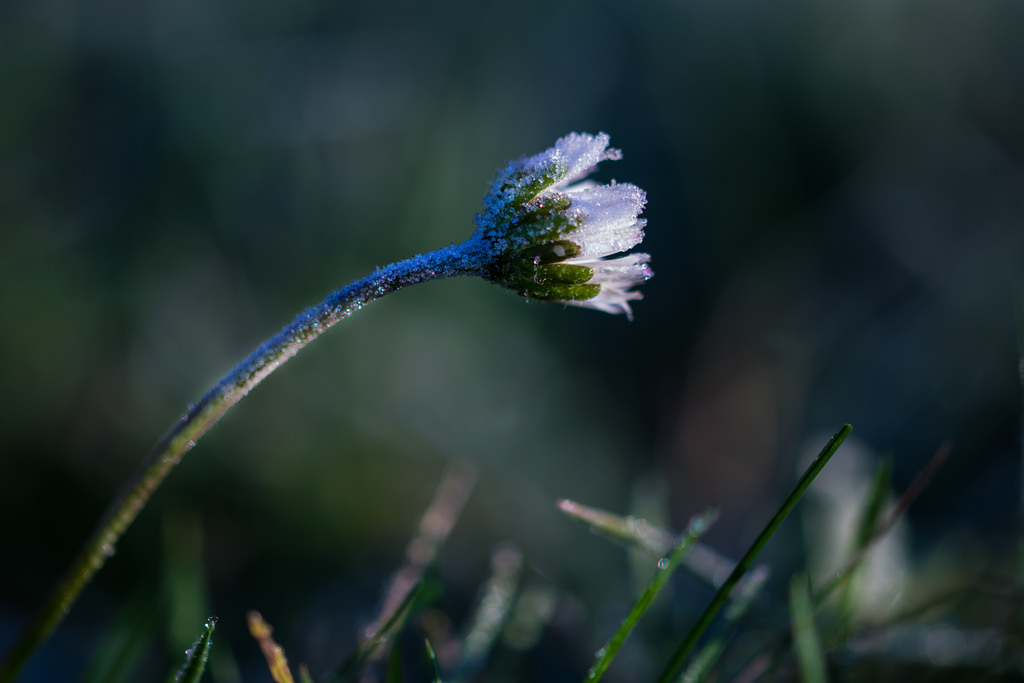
[472,132,652,318]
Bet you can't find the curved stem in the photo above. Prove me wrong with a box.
[0,243,486,682]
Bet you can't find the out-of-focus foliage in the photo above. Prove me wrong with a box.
[2,0,1022,680]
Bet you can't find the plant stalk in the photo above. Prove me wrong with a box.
[0,244,485,682]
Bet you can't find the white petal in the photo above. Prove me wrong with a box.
[546,132,621,188]
[583,253,653,285]
[564,183,647,258]
[568,288,644,319]
[566,253,653,319]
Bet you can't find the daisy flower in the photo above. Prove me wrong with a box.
[472,132,652,319]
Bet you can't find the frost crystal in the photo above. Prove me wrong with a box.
[472,132,652,318]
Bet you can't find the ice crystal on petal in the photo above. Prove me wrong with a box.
[472,132,652,318]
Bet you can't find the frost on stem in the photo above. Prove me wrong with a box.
[471,132,652,319]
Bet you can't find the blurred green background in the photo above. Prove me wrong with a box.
[2,0,1023,680]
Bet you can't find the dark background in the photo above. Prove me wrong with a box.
[2,0,1023,680]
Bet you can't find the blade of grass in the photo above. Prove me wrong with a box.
[163,509,212,657]
[854,459,892,551]
[385,639,403,683]
[558,499,675,554]
[731,441,951,683]
[80,590,160,683]
[368,466,476,644]
[167,617,216,683]
[656,424,853,683]
[355,465,476,683]
[814,443,950,605]
[587,509,718,683]
[790,575,828,683]
[329,578,439,683]
[502,583,559,651]
[680,565,770,683]
[558,499,755,592]
[451,544,522,683]
[832,458,892,637]
[425,640,444,683]
[680,642,722,683]
[247,611,296,683]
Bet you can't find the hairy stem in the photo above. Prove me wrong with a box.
[0,244,485,682]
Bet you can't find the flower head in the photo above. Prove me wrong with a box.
[472,132,652,319]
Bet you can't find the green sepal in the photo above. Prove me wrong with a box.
[484,162,566,230]
[506,163,563,206]
[516,282,601,302]
[502,194,575,247]
[535,263,594,285]
[503,259,594,287]
[516,240,581,265]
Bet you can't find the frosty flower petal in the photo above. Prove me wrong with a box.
[562,182,646,259]
[547,132,622,189]
[567,253,653,317]
[472,132,652,318]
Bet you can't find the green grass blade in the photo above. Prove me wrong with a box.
[503,583,559,651]
[587,509,719,683]
[854,459,892,551]
[833,458,892,636]
[790,574,828,683]
[451,544,522,683]
[385,638,403,683]
[731,442,951,683]
[655,424,853,683]
[80,590,159,683]
[680,565,770,683]
[163,509,212,658]
[167,617,216,683]
[813,443,950,608]
[558,499,675,555]
[329,578,439,683]
[680,640,724,683]
[374,466,476,630]
[425,639,444,683]
[558,499,752,593]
